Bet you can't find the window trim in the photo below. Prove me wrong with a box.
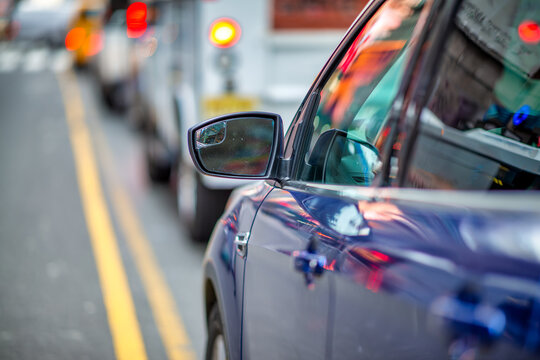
[396,0,465,187]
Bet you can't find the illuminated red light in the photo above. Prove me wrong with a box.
[323,259,336,271]
[65,27,86,51]
[127,22,148,38]
[518,20,540,44]
[368,250,390,262]
[366,269,383,293]
[127,2,147,22]
[127,2,148,38]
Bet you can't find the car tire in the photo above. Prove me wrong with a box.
[102,82,130,113]
[101,84,116,110]
[145,130,171,183]
[127,90,151,132]
[206,304,229,360]
[177,167,231,242]
[190,176,230,242]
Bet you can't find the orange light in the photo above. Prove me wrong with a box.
[127,2,147,38]
[65,27,86,51]
[84,32,104,57]
[519,20,540,44]
[209,18,241,48]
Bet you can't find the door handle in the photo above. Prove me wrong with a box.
[234,232,250,258]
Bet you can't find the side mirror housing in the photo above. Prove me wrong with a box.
[187,112,284,179]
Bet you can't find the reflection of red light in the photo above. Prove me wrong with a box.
[323,259,336,271]
[127,2,147,38]
[316,231,333,240]
[65,27,86,51]
[366,268,383,292]
[519,20,540,44]
[368,250,389,262]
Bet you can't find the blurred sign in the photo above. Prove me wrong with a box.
[202,95,258,119]
[457,0,540,76]
[273,0,368,29]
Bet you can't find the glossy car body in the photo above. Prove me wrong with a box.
[191,0,540,358]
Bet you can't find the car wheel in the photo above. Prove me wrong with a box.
[102,82,130,113]
[127,90,151,132]
[206,304,228,360]
[177,166,230,242]
[145,129,171,183]
[101,84,116,110]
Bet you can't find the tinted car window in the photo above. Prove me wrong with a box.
[406,0,540,190]
[297,0,432,186]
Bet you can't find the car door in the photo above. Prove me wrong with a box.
[241,0,435,358]
[325,0,540,359]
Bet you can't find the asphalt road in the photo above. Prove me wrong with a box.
[0,43,206,360]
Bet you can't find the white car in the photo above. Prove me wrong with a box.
[95,9,135,112]
[11,0,78,46]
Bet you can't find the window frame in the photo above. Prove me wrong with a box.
[280,0,447,189]
[395,0,469,187]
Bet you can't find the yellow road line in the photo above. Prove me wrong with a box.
[58,69,148,360]
[84,78,196,359]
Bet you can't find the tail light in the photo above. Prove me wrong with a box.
[209,17,241,48]
[127,2,147,38]
[65,27,103,56]
[65,27,86,51]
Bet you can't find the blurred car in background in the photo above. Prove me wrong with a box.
[11,0,79,46]
[67,1,106,67]
[137,0,367,241]
[188,0,540,358]
[95,9,135,112]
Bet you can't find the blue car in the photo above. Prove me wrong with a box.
[188,0,540,358]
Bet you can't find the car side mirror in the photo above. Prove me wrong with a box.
[306,129,381,185]
[187,112,284,179]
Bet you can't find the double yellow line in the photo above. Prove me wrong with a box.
[58,69,195,360]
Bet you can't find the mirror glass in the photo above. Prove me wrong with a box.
[194,117,275,176]
[324,133,382,186]
[196,122,226,148]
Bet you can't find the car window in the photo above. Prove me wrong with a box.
[406,0,540,190]
[296,0,432,186]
